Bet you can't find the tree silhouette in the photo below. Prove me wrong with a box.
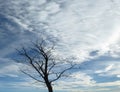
[17,40,76,92]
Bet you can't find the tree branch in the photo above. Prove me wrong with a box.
[50,64,75,83]
[18,47,44,79]
[21,70,45,83]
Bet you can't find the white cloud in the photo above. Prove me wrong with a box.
[95,81,120,87]
[0,0,120,91]
[105,64,114,71]
[1,0,120,62]
[0,58,24,78]
[45,2,60,14]
[95,61,120,78]
[70,72,95,86]
[54,72,95,90]
[45,0,120,61]
[0,64,19,74]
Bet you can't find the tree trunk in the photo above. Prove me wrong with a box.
[46,82,53,92]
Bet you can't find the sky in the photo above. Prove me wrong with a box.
[0,0,120,92]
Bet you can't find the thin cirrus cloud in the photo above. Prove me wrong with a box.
[0,0,120,92]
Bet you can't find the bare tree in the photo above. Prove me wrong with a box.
[17,40,76,92]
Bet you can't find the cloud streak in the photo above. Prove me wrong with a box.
[0,0,120,91]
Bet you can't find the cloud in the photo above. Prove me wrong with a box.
[94,61,120,79]
[0,58,22,78]
[95,81,120,87]
[105,64,114,71]
[0,0,120,61]
[95,64,114,74]
[54,72,96,91]
[0,0,120,91]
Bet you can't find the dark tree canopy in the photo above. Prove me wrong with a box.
[17,40,77,92]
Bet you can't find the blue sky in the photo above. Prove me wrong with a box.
[0,0,120,92]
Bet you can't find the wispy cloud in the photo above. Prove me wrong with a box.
[0,0,120,91]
